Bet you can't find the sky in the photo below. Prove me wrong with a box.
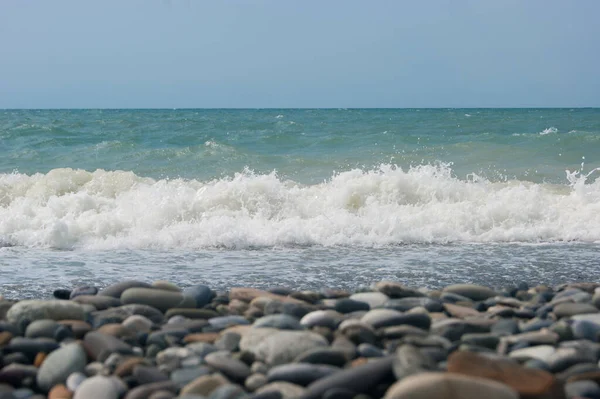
[1,0,599,108]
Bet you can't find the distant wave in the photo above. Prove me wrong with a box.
[1,164,599,250]
[540,127,558,135]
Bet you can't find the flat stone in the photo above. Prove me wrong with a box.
[239,328,281,352]
[7,301,85,325]
[208,384,250,399]
[121,288,195,312]
[123,381,177,399]
[302,356,393,399]
[573,320,600,341]
[334,299,370,314]
[442,284,498,301]
[230,288,303,305]
[348,292,389,309]
[37,342,88,392]
[205,352,252,382]
[72,295,121,311]
[98,281,152,298]
[25,319,59,339]
[250,331,328,366]
[83,331,133,362]
[209,316,251,331]
[254,314,302,330]
[300,311,342,329]
[256,382,305,399]
[383,298,443,313]
[165,308,219,319]
[70,286,98,299]
[509,345,556,363]
[384,372,518,399]
[267,363,338,386]
[357,343,383,358]
[73,376,121,399]
[443,303,480,319]
[92,304,164,326]
[361,309,430,330]
[184,332,221,344]
[554,302,599,318]
[460,333,500,350]
[448,350,563,398]
[294,348,348,367]
[5,337,60,360]
[122,314,153,333]
[181,374,229,396]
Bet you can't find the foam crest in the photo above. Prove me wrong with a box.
[1,165,600,250]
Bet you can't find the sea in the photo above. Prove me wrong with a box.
[1,108,600,298]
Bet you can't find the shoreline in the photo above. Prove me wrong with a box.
[1,279,599,398]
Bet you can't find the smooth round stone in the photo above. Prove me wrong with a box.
[253,315,302,330]
[264,302,311,319]
[25,319,59,339]
[554,302,599,318]
[573,320,600,341]
[7,300,85,325]
[134,365,169,385]
[267,363,339,386]
[460,333,500,350]
[72,295,122,311]
[73,375,121,399]
[250,331,328,366]
[208,384,249,399]
[361,309,430,330]
[384,298,443,313]
[294,348,348,367]
[348,292,389,309]
[509,345,556,363]
[256,382,305,399]
[66,372,87,391]
[183,285,213,308]
[204,352,252,382]
[300,311,342,329]
[209,316,251,331]
[121,288,195,313]
[37,342,88,392]
[70,286,99,299]
[92,304,165,327]
[334,299,370,314]
[442,284,498,301]
[186,342,219,357]
[6,337,60,360]
[152,281,181,292]
[122,314,153,333]
[565,380,600,399]
[384,372,518,399]
[301,356,393,399]
[171,366,212,388]
[246,373,268,391]
[439,292,474,304]
[98,281,152,298]
[123,381,178,399]
[83,331,133,362]
[357,343,383,358]
[180,374,229,396]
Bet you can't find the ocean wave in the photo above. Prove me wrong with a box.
[1,164,599,250]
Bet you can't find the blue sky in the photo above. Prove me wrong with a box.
[1,0,599,108]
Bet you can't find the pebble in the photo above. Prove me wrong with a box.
[36,343,88,392]
[384,372,518,399]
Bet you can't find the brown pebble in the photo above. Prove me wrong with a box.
[183,332,220,344]
[448,350,565,399]
[0,331,13,346]
[351,357,369,367]
[98,323,137,339]
[58,320,92,339]
[443,303,480,318]
[34,352,47,367]
[114,357,146,377]
[48,384,73,399]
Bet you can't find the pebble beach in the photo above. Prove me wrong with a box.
[1,280,600,399]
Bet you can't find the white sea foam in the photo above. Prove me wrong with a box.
[540,127,558,135]
[1,164,600,250]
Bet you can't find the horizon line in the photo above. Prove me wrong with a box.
[1,106,599,111]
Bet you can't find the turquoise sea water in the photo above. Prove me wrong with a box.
[1,109,600,297]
